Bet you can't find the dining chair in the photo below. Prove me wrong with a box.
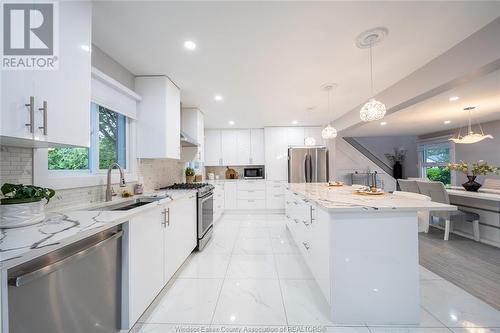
[416,181,480,241]
[393,191,431,233]
[397,179,420,193]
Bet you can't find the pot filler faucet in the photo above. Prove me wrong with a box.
[106,162,126,202]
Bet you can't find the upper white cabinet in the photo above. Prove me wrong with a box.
[204,130,222,166]
[221,130,239,165]
[264,127,289,180]
[250,129,265,165]
[1,1,91,147]
[204,128,265,166]
[135,76,180,159]
[236,130,251,165]
[287,127,305,145]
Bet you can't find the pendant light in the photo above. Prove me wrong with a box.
[357,27,388,122]
[449,106,494,144]
[321,83,338,139]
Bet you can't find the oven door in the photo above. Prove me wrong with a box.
[198,192,214,239]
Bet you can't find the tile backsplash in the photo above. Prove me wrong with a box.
[0,145,185,211]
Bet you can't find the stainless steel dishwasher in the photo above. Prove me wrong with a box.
[7,226,122,333]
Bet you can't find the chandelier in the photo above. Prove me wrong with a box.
[321,84,338,139]
[357,28,388,122]
[450,106,494,144]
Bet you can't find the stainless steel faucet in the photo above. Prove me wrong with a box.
[106,162,126,202]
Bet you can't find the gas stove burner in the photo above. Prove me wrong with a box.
[162,183,210,190]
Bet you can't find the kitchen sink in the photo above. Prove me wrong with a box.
[94,197,163,211]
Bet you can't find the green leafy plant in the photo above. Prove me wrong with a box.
[185,167,195,177]
[1,183,55,205]
[448,160,499,176]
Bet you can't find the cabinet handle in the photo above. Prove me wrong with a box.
[25,96,34,133]
[248,190,255,193]
[302,242,311,250]
[38,100,47,135]
[310,205,315,222]
[274,194,282,197]
[166,208,170,226]
[293,218,299,224]
[293,201,298,205]
[302,220,311,227]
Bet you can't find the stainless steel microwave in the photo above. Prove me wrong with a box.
[244,167,264,179]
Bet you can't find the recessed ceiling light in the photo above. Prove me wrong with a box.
[444,120,451,124]
[380,121,387,126]
[183,40,196,50]
[228,120,235,125]
[449,96,460,102]
[214,95,223,101]
[292,120,298,125]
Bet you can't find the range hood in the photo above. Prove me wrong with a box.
[180,131,200,147]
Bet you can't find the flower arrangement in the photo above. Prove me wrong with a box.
[448,160,499,176]
[384,148,407,164]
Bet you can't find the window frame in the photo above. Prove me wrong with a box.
[417,137,456,185]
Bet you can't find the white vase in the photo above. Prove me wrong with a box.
[0,201,46,228]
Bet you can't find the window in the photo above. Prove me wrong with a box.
[48,103,128,172]
[419,142,454,185]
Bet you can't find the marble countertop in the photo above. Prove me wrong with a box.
[447,188,500,202]
[288,183,457,213]
[0,189,197,270]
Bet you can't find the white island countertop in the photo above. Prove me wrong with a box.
[0,190,196,270]
[288,183,456,213]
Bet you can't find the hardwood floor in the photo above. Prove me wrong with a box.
[419,228,500,310]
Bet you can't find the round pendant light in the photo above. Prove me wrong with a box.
[357,27,388,122]
[321,83,338,139]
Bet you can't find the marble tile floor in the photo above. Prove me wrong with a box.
[130,213,500,333]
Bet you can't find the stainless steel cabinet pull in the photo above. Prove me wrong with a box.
[161,209,167,227]
[248,200,255,202]
[302,242,311,250]
[38,100,47,135]
[302,220,311,227]
[166,208,170,226]
[293,218,299,224]
[25,96,34,133]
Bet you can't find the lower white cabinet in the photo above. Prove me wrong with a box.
[285,188,331,304]
[164,193,197,282]
[224,182,238,209]
[124,194,197,328]
[125,206,164,327]
[214,184,225,222]
[266,180,286,209]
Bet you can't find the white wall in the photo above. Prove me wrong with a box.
[354,136,419,178]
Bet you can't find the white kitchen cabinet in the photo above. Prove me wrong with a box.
[125,206,165,327]
[135,76,180,159]
[250,129,265,165]
[204,130,222,166]
[214,183,225,222]
[221,130,239,165]
[224,182,238,209]
[124,195,197,329]
[264,127,289,180]
[287,127,305,145]
[181,108,204,163]
[164,194,197,282]
[1,1,91,147]
[236,129,252,165]
[266,180,286,209]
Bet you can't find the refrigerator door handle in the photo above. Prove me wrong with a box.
[308,154,313,182]
[303,153,308,183]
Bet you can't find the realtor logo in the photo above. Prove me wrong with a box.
[2,2,59,70]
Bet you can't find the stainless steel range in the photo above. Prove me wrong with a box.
[160,183,214,250]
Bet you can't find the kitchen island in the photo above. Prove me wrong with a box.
[285,183,456,325]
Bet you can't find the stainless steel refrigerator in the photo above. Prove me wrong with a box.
[288,146,329,183]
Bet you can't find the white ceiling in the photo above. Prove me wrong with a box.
[342,69,500,137]
[92,1,500,129]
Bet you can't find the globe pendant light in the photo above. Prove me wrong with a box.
[321,83,338,139]
[449,106,494,144]
[357,28,388,122]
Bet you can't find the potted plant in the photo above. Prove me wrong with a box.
[385,148,407,180]
[448,160,499,192]
[0,183,55,228]
[185,167,195,183]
